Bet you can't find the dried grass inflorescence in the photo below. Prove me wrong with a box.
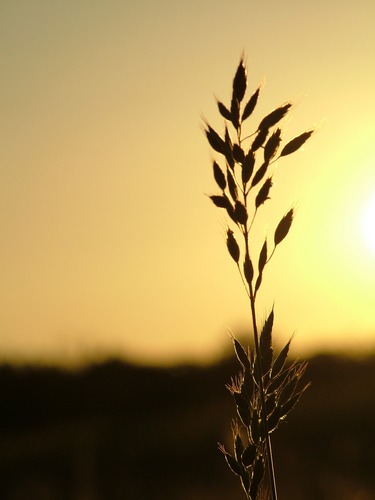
[205,59,312,500]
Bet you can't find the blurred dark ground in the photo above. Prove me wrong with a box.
[0,353,374,500]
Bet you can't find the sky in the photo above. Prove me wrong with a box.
[1,0,375,366]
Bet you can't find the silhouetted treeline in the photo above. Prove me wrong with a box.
[0,353,374,499]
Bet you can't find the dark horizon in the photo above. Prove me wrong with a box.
[0,352,374,499]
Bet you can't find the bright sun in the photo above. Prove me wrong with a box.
[360,193,375,256]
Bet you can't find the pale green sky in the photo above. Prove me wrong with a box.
[1,0,375,365]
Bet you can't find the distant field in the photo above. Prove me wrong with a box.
[0,354,374,499]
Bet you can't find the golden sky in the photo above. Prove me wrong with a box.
[1,0,375,366]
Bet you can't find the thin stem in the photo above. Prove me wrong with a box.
[240,131,257,144]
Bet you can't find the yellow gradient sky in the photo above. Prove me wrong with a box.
[1,0,375,366]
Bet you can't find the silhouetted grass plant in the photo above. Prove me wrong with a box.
[204,59,312,499]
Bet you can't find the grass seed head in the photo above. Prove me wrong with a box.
[274,208,294,246]
[206,57,311,499]
[227,168,238,201]
[251,128,269,152]
[231,95,240,129]
[233,143,245,163]
[280,129,314,157]
[226,229,240,263]
[258,240,267,274]
[255,177,273,208]
[209,194,229,209]
[225,451,244,476]
[264,127,282,163]
[250,457,265,500]
[224,126,235,170]
[260,309,274,375]
[271,337,292,377]
[242,86,261,121]
[242,150,255,184]
[242,444,257,468]
[217,99,232,121]
[243,254,254,286]
[251,161,269,187]
[258,103,292,131]
[233,337,251,369]
[205,124,226,154]
[213,161,226,190]
[234,200,248,225]
[232,59,247,103]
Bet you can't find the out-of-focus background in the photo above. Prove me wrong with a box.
[2,0,375,366]
[0,355,374,499]
[1,1,375,498]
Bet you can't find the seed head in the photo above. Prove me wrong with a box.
[274,208,294,246]
[226,229,240,263]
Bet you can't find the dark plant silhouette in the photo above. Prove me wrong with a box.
[204,58,312,499]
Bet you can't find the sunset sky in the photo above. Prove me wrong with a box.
[2,0,375,366]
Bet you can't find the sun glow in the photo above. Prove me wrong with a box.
[360,193,375,256]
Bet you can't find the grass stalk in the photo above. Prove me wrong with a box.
[204,57,312,499]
